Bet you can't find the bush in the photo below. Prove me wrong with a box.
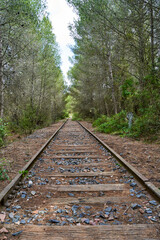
[129,109,160,138]
[72,112,83,121]
[93,115,108,127]
[62,111,69,119]
[0,119,7,146]
[93,111,128,134]
[93,108,160,140]
[18,105,41,134]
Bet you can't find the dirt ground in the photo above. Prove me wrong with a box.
[80,121,160,189]
[0,121,64,192]
[0,120,159,194]
[0,120,160,240]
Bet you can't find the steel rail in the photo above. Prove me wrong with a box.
[0,119,68,205]
[77,121,160,202]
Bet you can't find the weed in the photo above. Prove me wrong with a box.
[0,158,10,180]
[19,170,28,177]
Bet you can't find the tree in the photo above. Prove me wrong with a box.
[1,0,66,132]
[67,0,160,125]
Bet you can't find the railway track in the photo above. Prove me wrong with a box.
[0,120,159,239]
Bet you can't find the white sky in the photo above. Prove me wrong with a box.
[46,0,77,85]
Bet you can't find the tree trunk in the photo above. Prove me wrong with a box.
[150,0,155,71]
[51,93,57,122]
[30,52,35,110]
[36,76,43,116]
[0,36,4,118]
[1,77,4,118]
[104,101,109,116]
[137,1,146,88]
[108,50,118,114]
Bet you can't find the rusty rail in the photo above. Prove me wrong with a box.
[77,121,160,202]
[0,120,68,205]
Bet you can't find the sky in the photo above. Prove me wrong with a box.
[46,0,77,85]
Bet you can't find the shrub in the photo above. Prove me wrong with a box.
[93,115,108,127]
[72,112,83,121]
[0,118,7,146]
[93,108,160,140]
[93,111,128,134]
[18,106,38,134]
[129,109,160,138]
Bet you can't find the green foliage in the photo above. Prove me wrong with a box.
[19,107,37,133]
[8,106,45,134]
[93,115,108,127]
[121,78,135,98]
[9,105,54,134]
[83,117,94,122]
[94,111,128,134]
[72,112,83,121]
[19,170,28,177]
[129,108,160,138]
[61,111,69,119]
[65,95,74,117]
[67,0,160,142]
[0,119,7,146]
[0,158,9,181]
[93,107,160,140]
[1,0,66,135]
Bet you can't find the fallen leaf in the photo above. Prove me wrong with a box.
[32,210,39,214]
[0,227,8,233]
[0,237,7,240]
[0,213,6,222]
[139,209,144,214]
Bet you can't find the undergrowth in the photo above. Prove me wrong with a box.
[72,112,83,121]
[0,158,9,181]
[93,109,160,140]
[0,118,7,146]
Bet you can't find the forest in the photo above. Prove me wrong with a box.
[0,0,160,146]
[0,0,65,143]
[66,0,160,139]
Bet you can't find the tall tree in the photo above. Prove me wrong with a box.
[1,0,66,132]
[67,0,160,119]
